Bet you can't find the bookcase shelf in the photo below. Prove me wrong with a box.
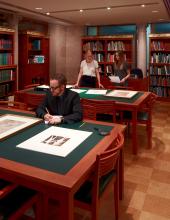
[0,28,17,99]
[18,31,49,89]
[149,34,170,100]
[82,35,134,78]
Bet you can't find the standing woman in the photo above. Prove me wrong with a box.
[113,51,130,86]
[74,49,103,88]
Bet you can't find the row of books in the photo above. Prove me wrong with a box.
[150,86,170,97]
[28,55,45,64]
[0,69,14,82]
[150,76,170,86]
[150,53,170,63]
[151,41,165,51]
[0,39,12,49]
[29,39,41,50]
[0,84,11,97]
[0,53,13,65]
[150,65,170,75]
[107,41,126,51]
[93,53,104,62]
[83,41,104,51]
[106,53,127,62]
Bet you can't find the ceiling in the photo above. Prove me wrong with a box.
[0,0,169,26]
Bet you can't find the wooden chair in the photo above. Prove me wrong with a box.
[127,77,149,91]
[81,98,117,123]
[0,101,28,110]
[24,93,44,111]
[24,84,40,89]
[0,179,41,220]
[74,133,124,220]
[123,92,157,148]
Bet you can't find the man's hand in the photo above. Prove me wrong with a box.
[48,116,62,125]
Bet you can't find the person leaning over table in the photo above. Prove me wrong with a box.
[74,49,104,88]
[112,50,130,86]
[36,73,83,125]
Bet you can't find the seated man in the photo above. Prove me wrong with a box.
[36,73,82,124]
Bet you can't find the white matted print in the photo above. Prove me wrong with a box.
[85,89,107,95]
[17,126,92,157]
[0,114,42,141]
[106,90,138,98]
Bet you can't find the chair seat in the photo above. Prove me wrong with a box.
[74,170,116,204]
[0,186,37,219]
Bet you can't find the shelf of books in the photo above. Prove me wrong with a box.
[0,28,17,99]
[149,34,170,100]
[82,35,134,78]
[19,31,49,89]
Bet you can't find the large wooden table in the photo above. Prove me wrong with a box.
[15,87,151,154]
[0,107,125,220]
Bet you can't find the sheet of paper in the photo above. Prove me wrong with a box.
[66,85,73,88]
[70,89,86,93]
[85,89,107,95]
[109,76,120,83]
[106,90,138,98]
[36,85,49,89]
[17,127,92,157]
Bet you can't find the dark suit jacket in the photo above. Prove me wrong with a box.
[36,88,82,124]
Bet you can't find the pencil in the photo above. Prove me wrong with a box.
[45,107,49,114]
[79,122,86,128]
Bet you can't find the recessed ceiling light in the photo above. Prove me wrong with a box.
[152,10,158,13]
[79,9,83,13]
[107,7,111,10]
[141,4,145,7]
[35,7,42,10]
[46,12,50,15]
[159,18,165,21]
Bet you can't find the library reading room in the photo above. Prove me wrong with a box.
[0,0,170,220]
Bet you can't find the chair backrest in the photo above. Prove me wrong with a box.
[81,98,116,122]
[95,133,124,192]
[0,101,27,110]
[24,84,40,89]
[131,68,143,79]
[128,77,149,91]
[24,93,44,110]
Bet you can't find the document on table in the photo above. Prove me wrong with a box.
[17,127,92,157]
[106,90,138,98]
[85,89,107,95]
[70,89,86,93]
[109,76,120,83]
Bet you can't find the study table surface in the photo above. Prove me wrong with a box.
[0,107,125,220]
[15,87,152,154]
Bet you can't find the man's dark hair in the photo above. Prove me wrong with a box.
[50,73,67,86]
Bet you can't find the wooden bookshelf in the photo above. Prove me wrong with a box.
[18,31,49,89]
[82,35,134,78]
[149,33,170,101]
[0,28,17,98]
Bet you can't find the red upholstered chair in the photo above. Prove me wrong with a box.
[0,179,42,220]
[74,133,124,220]
[81,98,117,123]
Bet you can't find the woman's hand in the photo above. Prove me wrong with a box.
[73,83,79,88]
[99,83,104,88]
